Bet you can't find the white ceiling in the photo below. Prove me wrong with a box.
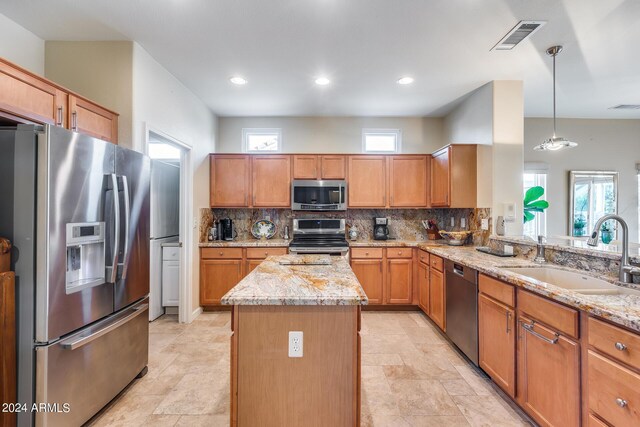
[1,0,639,118]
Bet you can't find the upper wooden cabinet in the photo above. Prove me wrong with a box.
[210,155,251,207]
[348,156,387,207]
[430,144,477,208]
[292,155,346,180]
[389,155,429,208]
[69,95,118,144]
[252,155,291,207]
[0,57,118,143]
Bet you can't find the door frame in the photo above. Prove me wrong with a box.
[145,124,196,324]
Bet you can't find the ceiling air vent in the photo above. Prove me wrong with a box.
[609,104,640,109]
[491,21,546,51]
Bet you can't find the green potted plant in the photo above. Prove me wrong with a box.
[523,186,549,224]
[573,215,587,236]
[600,221,614,244]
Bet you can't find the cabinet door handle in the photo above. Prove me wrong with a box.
[56,107,63,126]
[71,111,78,131]
[522,321,559,344]
[506,311,511,334]
[616,398,628,408]
[244,195,248,205]
[615,342,627,351]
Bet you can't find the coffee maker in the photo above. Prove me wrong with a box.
[373,217,390,240]
[218,218,237,241]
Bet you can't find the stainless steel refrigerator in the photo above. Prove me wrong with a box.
[0,124,151,427]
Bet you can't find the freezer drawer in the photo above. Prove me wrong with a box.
[35,299,149,427]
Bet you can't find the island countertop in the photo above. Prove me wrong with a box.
[221,254,368,306]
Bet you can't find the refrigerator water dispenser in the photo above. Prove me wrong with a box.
[66,222,106,293]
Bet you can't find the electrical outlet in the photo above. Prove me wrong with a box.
[288,331,303,358]
[450,217,455,227]
[461,218,466,228]
[504,245,514,255]
[481,219,489,230]
[265,215,271,221]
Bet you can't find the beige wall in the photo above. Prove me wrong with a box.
[44,41,134,146]
[525,118,640,243]
[217,116,445,153]
[132,44,218,314]
[0,12,44,74]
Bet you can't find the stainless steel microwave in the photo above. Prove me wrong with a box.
[291,180,347,211]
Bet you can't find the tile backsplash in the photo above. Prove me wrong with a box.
[200,207,491,245]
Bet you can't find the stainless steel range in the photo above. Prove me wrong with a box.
[288,219,349,255]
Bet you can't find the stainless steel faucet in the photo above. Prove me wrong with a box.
[534,235,546,263]
[587,214,639,283]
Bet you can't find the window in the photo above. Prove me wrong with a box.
[570,171,618,239]
[637,169,640,242]
[362,129,401,153]
[523,172,547,239]
[243,128,281,152]
[148,142,181,160]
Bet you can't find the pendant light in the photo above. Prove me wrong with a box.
[534,45,578,151]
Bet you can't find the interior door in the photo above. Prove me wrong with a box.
[39,125,116,342]
[114,146,151,311]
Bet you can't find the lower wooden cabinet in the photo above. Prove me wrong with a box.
[350,259,384,305]
[417,261,430,314]
[200,259,243,306]
[386,259,413,304]
[478,293,516,397]
[517,314,581,427]
[429,268,445,330]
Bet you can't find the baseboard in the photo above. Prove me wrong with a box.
[361,305,421,311]
[190,306,203,322]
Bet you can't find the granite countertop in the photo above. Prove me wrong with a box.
[221,254,368,306]
[199,238,448,248]
[348,239,448,248]
[420,245,640,333]
[199,239,291,247]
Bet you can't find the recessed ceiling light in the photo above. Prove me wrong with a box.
[315,77,331,86]
[397,77,414,85]
[229,76,247,85]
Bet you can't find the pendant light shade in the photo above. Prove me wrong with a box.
[533,45,578,151]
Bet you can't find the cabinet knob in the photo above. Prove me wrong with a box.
[265,252,268,256]
[365,252,369,255]
[616,398,628,408]
[219,252,223,256]
[615,342,627,351]
[398,251,402,255]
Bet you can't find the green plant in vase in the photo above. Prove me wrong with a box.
[573,215,587,236]
[523,186,549,223]
[600,221,614,244]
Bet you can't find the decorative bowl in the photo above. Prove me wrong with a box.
[439,230,473,246]
[251,220,277,240]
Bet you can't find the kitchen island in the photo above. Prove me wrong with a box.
[221,254,367,427]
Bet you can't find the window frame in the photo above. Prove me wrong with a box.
[362,128,402,154]
[242,128,282,153]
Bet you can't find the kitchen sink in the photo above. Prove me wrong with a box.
[504,267,640,296]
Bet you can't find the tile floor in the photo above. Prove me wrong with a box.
[87,311,532,427]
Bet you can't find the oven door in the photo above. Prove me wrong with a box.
[291,180,346,210]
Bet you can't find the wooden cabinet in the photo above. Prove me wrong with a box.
[429,267,445,330]
[0,58,119,143]
[292,155,318,179]
[351,259,384,305]
[200,259,243,306]
[69,95,118,143]
[320,155,346,179]
[252,155,291,207]
[389,155,428,208]
[348,156,387,207]
[417,260,430,314]
[210,155,251,207]
[430,145,477,208]
[386,259,413,304]
[517,314,581,427]
[478,293,516,397]
[292,155,346,180]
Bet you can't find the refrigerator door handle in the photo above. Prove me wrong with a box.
[121,175,131,280]
[108,173,120,283]
[58,303,148,350]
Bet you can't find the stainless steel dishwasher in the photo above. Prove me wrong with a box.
[445,259,479,366]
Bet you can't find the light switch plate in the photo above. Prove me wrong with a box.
[288,331,303,358]
[450,217,455,227]
[481,219,489,230]
[461,218,466,228]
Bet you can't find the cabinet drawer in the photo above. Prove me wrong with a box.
[162,246,180,261]
[201,247,243,259]
[479,274,515,307]
[386,247,413,259]
[350,248,383,259]
[518,290,579,339]
[430,255,444,272]
[246,247,288,259]
[417,249,430,265]
[588,350,640,427]
[589,317,640,369]
[587,414,609,427]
